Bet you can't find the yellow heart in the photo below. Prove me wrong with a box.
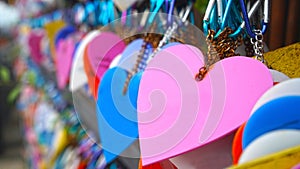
[44,20,66,62]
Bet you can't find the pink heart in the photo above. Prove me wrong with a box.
[56,38,75,89]
[86,32,126,79]
[28,30,45,64]
[137,44,273,165]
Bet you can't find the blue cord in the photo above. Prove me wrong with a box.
[239,0,267,38]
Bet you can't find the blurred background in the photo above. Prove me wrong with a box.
[0,0,299,168]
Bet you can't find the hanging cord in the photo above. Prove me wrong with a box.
[239,0,268,39]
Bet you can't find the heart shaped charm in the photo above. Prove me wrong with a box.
[85,32,126,98]
[55,38,75,89]
[69,30,100,91]
[87,32,126,79]
[44,20,66,60]
[96,67,141,163]
[83,47,99,98]
[137,44,273,165]
[28,29,45,64]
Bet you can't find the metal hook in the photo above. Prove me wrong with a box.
[239,0,268,38]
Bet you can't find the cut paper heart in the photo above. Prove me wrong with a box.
[137,44,273,165]
[86,32,126,98]
[239,129,300,164]
[28,29,45,64]
[44,20,66,60]
[55,38,75,89]
[250,78,300,116]
[83,48,99,98]
[242,96,300,149]
[87,32,126,78]
[69,30,100,91]
[100,41,181,165]
[96,67,140,163]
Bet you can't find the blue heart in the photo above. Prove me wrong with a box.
[96,67,141,163]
